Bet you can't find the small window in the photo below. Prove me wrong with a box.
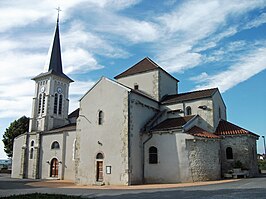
[30,140,34,147]
[149,146,158,164]
[134,84,139,90]
[186,106,192,115]
[219,107,221,119]
[226,147,233,159]
[98,111,104,125]
[96,153,104,159]
[51,141,60,149]
[30,148,34,159]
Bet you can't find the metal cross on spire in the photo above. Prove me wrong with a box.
[56,6,62,23]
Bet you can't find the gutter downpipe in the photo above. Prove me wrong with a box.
[142,132,153,184]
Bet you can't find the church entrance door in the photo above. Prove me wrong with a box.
[50,158,59,178]
[96,161,103,182]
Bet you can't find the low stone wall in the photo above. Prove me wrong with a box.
[220,135,258,177]
[186,138,221,181]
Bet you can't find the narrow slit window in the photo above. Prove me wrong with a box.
[98,111,103,125]
[29,148,34,159]
[186,106,192,115]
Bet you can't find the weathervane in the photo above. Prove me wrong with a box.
[55,6,62,23]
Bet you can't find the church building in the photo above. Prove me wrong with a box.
[12,19,259,185]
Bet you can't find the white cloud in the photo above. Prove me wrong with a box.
[243,12,266,29]
[195,47,266,92]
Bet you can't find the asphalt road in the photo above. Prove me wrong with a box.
[0,174,266,199]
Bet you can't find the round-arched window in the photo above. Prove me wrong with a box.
[30,140,34,147]
[96,153,104,159]
[51,141,60,149]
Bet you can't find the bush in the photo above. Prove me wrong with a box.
[258,160,266,170]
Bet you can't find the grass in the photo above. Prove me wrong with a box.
[1,193,89,199]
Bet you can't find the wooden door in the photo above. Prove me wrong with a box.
[96,161,103,182]
[50,158,59,177]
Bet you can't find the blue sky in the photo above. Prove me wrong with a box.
[0,0,266,159]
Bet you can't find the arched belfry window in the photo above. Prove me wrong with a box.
[149,146,158,164]
[98,111,104,125]
[38,94,42,114]
[51,141,60,149]
[42,93,46,113]
[30,140,34,147]
[30,148,34,159]
[96,152,104,159]
[226,147,233,159]
[54,93,58,114]
[186,106,192,115]
[58,94,63,115]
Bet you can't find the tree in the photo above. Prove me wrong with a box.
[2,116,29,158]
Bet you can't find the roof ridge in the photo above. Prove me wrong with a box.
[178,87,218,96]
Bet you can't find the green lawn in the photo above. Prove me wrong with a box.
[1,193,88,199]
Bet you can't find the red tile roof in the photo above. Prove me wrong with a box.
[187,126,220,139]
[161,88,218,104]
[215,120,259,137]
[151,115,195,131]
[114,57,179,81]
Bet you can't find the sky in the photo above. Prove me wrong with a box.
[0,0,266,159]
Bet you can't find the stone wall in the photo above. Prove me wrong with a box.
[220,135,259,176]
[186,138,221,181]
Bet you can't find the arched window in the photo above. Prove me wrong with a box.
[42,93,46,113]
[51,141,60,149]
[226,147,233,159]
[98,111,104,125]
[30,148,34,159]
[30,140,34,147]
[58,94,63,115]
[54,93,58,114]
[186,106,192,115]
[149,146,158,164]
[38,94,42,114]
[96,152,104,159]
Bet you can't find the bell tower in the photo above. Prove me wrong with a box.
[29,16,73,132]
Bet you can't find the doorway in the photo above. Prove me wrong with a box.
[96,161,103,182]
[50,158,59,178]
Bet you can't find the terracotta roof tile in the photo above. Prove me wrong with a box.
[215,120,259,137]
[187,126,220,139]
[151,115,195,131]
[161,88,218,104]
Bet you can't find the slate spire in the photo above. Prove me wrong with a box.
[32,11,73,82]
[48,13,63,74]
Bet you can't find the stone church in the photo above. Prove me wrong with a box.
[12,20,259,185]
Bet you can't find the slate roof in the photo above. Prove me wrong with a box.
[161,88,218,104]
[187,126,220,139]
[114,57,179,82]
[151,115,195,131]
[68,108,79,119]
[48,123,76,133]
[215,120,259,137]
[32,21,73,82]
